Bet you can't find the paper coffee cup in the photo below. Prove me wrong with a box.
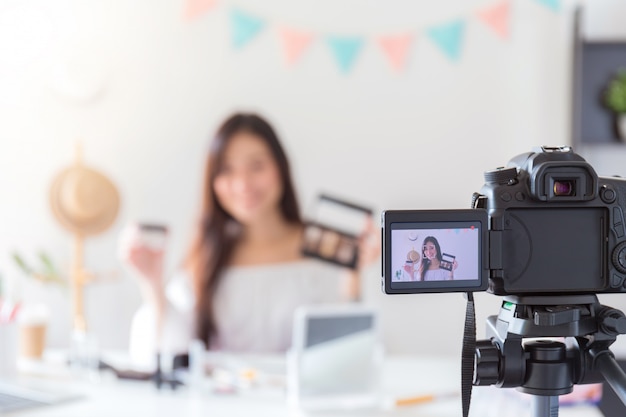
[18,304,49,359]
[19,323,47,358]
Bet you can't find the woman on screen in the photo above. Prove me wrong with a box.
[419,236,457,281]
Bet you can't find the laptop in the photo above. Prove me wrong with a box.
[286,304,383,411]
[0,379,82,414]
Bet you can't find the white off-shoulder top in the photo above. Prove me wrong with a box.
[128,259,349,368]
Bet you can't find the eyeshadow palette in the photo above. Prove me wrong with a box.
[301,194,372,269]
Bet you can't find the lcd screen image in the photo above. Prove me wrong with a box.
[391,226,480,282]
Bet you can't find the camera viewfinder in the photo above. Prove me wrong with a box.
[553,180,576,197]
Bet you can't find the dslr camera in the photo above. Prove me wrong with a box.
[382,146,626,296]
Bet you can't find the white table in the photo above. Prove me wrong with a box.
[10,353,604,417]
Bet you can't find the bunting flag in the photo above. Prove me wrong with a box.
[378,34,414,73]
[427,19,465,62]
[183,0,217,21]
[230,9,265,49]
[535,0,560,12]
[477,1,510,39]
[183,1,562,74]
[278,27,314,67]
[326,36,364,74]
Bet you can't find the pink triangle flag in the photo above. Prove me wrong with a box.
[477,0,510,39]
[378,33,414,72]
[278,26,314,67]
[183,0,218,21]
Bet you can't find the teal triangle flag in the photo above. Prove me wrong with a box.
[535,0,560,12]
[230,8,265,49]
[427,19,465,62]
[326,36,364,74]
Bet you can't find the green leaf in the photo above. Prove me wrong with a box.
[38,252,57,277]
[605,69,626,114]
[12,252,34,275]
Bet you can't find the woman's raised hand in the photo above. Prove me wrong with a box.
[118,223,167,306]
[357,215,381,271]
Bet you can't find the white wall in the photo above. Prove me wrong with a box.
[2,0,618,357]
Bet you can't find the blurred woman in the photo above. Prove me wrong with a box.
[120,113,376,365]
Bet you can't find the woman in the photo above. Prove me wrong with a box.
[121,113,375,366]
[418,236,457,281]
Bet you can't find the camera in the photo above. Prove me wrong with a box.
[382,146,626,296]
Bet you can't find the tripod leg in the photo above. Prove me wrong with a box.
[531,395,558,417]
[594,350,626,407]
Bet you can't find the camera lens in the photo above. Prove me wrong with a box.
[553,180,575,196]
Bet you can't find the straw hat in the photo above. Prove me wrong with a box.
[407,249,420,263]
[49,164,120,236]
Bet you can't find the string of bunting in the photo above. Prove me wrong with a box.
[182,0,560,74]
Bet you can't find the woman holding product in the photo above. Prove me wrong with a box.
[418,236,457,281]
[120,113,377,367]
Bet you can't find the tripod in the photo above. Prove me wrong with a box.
[472,294,626,417]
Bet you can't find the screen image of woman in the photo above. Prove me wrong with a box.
[418,236,457,281]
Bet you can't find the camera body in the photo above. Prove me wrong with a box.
[382,146,626,296]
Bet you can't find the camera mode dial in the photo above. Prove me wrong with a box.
[612,242,626,274]
[484,167,517,185]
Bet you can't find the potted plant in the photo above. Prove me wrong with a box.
[604,69,626,141]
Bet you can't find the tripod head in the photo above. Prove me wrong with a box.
[467,294,626,417]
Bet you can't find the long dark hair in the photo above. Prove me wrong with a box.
[185,113,302,346]
[420,236,442,281]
